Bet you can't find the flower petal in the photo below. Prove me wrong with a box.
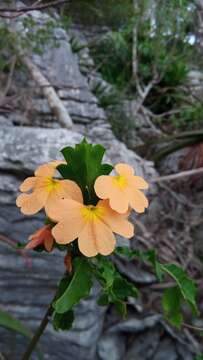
[128,176,149,190]
[16,193,44,215]
[27,225,54,252]
[34,186,50,205]
[94,175,114,199]
[44,237,54,252]
[25,236,43,250]
[115,163,134,177]
[98,200,134,238]
[46,198,84,223]
[126,188,149,213]
[35,163,56,177]
[49,199,85,244]
[78,222,97,257]
[35,160,66,177]
[56,180,83,203]
[20,177,36,192]
[109,187,129,214]
[49,160,66,168]
[78,219,116,257]
[52,218,84,245]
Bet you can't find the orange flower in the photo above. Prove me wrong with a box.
[25,225,54,252]
[47,198,134,257]
[94,163,149,214]
[16,161,83,215]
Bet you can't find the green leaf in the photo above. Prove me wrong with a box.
[54,257,93,314]
[0,308,43,360]
[0,308,32,337]
[116,247,163,281]
[115,246,198,325]
[94,256,116,288]
[162,286,183,328]
[97,293,109,306]
[53,310,74,331]
[112,276,138,300]
[58,138,113,204]
[91,256,138,314]
[115,300,127,318]
[161,264,198,315]
[195,355,203,360]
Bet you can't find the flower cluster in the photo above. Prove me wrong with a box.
[16,141,149,257]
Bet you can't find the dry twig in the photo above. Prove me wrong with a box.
[0,0,68,18]
[152,167,203,183]
[21,56,73,128]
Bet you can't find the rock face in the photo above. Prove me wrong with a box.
[0,7,201,360]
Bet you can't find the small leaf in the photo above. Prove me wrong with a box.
[0,308,43,359]
[112,276,138,300]
[115,301,127,318]
[161,264,198,315]
[0,308,32,338]
[53,310,74,331]
[162,286,183,328]
[97,293,109,306]
[54,257,93,314]
[91,256,138,315]
[93,256,116,288]
[58,138,113,204]
[116,247,163,280]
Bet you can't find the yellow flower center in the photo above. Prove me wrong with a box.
[45,177,61,192]
[81,205,104,222]
[113,175,127,189]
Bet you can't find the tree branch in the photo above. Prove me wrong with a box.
[0,0,67,12]
[152,167,203,183]
[21,56,73,129]
[0,0,68,18]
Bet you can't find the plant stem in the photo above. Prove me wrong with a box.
[21,304,54,360]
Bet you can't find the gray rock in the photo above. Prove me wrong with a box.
[125,329,160,360]
[108,314,162,333]
[152,338,178,360]
[0,116,13,127]
[114,255,156,284]
[97,334,125,360]
[10,10,107,129]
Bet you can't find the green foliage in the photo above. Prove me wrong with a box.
[0,15,65,73]
[58,138,113,204]
[0,308,43,359]
[54,257,93,314]
[0,308,32,337]
[162,287,183,328]
[66,0,133,28]
[80,0,202,133]
[152,129,203,162]
[161,263,197,314]
[169,104,203,130]
[91,256,138,317]
[116,247,198,327]
[91,28,133,89]
[53,310,74,331]
[195,355,203,360]
[0,23,16,71]
[20,17,60,55]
